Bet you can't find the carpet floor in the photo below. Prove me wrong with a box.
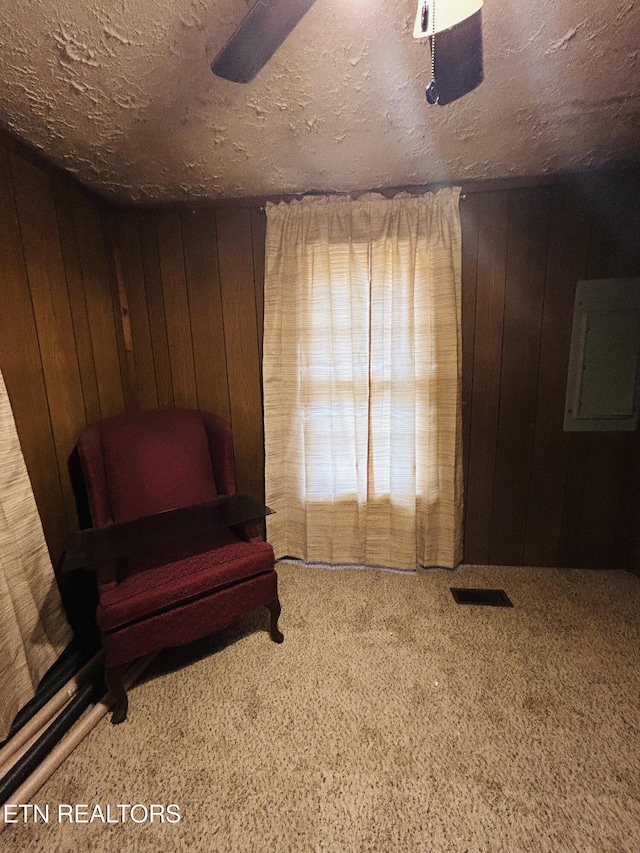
[4,561,640,852]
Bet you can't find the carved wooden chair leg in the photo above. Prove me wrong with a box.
[266,598,284,643]
[105,664,129,724]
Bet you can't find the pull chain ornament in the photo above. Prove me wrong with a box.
[425,0,439,104]
[421,2,429,32]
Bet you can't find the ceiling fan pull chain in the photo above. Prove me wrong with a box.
[425,0,439,104]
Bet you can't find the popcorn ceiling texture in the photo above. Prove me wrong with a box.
[0,0,639,202]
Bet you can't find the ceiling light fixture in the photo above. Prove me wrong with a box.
[413,1,484,105]
[413,0,483,39]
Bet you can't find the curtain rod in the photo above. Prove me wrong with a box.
[258,192,467,213]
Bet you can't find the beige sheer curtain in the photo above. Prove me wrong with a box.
[263,189,463,571]
[0,370,72,739]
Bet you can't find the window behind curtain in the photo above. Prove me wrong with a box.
[264,190,463,571]
[302,238,433,507]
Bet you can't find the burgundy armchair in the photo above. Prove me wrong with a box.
[74,407,283,723]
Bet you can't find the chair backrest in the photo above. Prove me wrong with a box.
[77,408,236,527]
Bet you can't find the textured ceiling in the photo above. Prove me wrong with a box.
[0,0,639,202]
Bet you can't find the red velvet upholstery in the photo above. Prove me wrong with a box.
[101,572,279,667]
[97,531,274,630]
[75,407,282,722]
[100,408,217,522]
[79,409,238,528]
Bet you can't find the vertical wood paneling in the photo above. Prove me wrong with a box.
[10,154,87,532]
[460,193,479,511]
[251,207,267,374]
[52,177,102,425]
[575,174,640,569]
[461,175,640,570]
[0,140,127,564]
[70,192,125,418]
[2,129,638,571]
[463,191,509,564]
[103,209,137,412]
[0,148,68,562]
[489,187,550,565]
[250,208,268,536]
[215,208,265,501]
[578,434,627,569]
[607,175,640,574]
[113,211,158,409]
[137,211,174,407]
[558,434,591,567]
[559,178,614,565]
[155,211,198,408]
[524,184,590,565]
[608,176,640,572]
[180,210,231,420]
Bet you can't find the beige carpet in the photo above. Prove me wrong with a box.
[4,562,640,852]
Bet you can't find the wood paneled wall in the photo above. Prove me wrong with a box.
[0,137,125,565]
[1,129,638,571]
[110,206,266,505]
[461,174,640,570]
[116,174,640,571]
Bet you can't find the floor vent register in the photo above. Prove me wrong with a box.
[450,588,513,607]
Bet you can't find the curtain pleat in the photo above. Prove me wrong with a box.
[264,189,463,570]
[0,370,72,740]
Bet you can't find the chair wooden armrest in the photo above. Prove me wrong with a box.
[61,495,274,573]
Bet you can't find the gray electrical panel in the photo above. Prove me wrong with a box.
[564,278,640,431]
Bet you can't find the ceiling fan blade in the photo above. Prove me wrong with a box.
[211,0,318,83]
[432,10,483,106]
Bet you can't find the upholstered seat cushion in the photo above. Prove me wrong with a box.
[97,530,275,631]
